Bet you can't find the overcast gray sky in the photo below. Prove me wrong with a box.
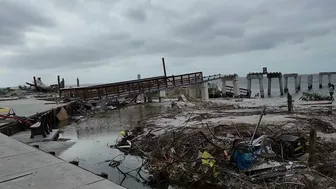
[1,0,336,87]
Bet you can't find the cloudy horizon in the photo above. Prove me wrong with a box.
[1,0,336,87]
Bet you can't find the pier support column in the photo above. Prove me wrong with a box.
[145,90,165,103]
[267,77,272,96]
[308,75,313,90]
[247,79,252,97]
[158,90,165,102]
[294,76,298,93]
[233,76,240,98]
[136,74,144,103]
[188,87,198,99]
[259,77,264,98]
[199,82,209,100]
[328,74,332,86]
[221,79,227,97]
[297,76,301,92]
[319,75,323,88]
[284,77,288,93]
[279,77,284,96]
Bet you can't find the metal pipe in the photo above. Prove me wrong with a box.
[250,106,266,144]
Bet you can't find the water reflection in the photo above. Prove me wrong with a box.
[58,104,167,189]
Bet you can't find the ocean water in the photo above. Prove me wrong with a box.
[212,74,336,97]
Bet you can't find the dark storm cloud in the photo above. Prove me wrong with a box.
[4,31,139,69]
[125,8,147,22]
[0,0,54,46]
[1,0,336,70]
[213,27,245,38]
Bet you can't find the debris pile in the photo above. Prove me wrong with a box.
[111,104,336,189]
[300,92,333,101]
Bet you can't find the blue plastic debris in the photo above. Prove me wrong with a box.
[234,151,255,170]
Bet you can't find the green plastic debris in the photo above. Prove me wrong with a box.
[201,151,216,167]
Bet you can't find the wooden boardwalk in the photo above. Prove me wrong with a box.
[60,72,251,100]
[0,133,124,189]
[60,72,204,100]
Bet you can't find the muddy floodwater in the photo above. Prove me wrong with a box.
[58,104,178,189]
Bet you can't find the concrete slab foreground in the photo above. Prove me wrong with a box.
[0,133,124,189]
[0,136,36,158]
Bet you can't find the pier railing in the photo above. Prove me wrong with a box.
[225,86,251,98]
[60,72,204,100]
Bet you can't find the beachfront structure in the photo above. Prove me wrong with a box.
[283,73,300,93]
[319,72,336,88]
[246,73,265,98]
[267,72,284,96]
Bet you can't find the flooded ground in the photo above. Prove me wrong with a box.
[58,104,176,189]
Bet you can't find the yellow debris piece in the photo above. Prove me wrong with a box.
[120,131,126,137]
[0,107,10,115]
[201,151,216,167]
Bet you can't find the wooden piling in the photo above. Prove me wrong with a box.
[33,77,37,90]
[162,57,167,77]
[284,77,288,93]
[287,93,293,113]
[62,78,65,88]
[294,76,298,93]
[57,75,61,89]
[267,77,272,96]
[162,57,168,88]
[308,128,317,166]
